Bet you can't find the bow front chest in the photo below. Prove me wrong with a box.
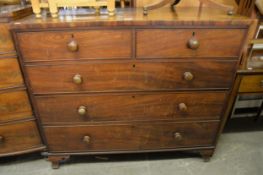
[11,7,251,168]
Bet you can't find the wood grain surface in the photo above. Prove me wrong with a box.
[0,58,23,89]
[36,91,227,123]
[136,29,246,58]
[0,90,32,123]
[0,120,42,154]
[17,30,132,62]
[25,61,237,94]
[239,75,263,92]
[0,24,15,54]
[44,121,219,152]
[10,7,251,30]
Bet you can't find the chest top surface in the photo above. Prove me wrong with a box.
[10,7,253,30]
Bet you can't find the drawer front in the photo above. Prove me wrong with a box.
[26,61,236,94]
[137,29,246,58]
[0,90,32,123]
[17,30,132,62]
[0,24,15,54]
[0,120,42,154]
[36,92,226,124]
[44,121,219,152]
[0,58,24,89]
[239,75,263,93]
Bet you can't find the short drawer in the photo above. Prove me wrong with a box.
[44,121,219,152]
[239,75,263,92]
[17,30,132,62]
[26,61,236,94]
[36,92,227,124]
[0,90,32,123]
[0,120,42,155]
[136,29,246,58]
[0,58,24,89]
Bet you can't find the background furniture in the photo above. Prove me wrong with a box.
[136,0,255,16]
[135,0,237,8]
[256,0,263,14]
[30,0,116,18]
[229,14,263,122]
[0,0,20,5]
[0,5,45,157]
[12,6,251,168]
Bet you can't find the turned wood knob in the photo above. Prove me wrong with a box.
[174,132,182,141]
[67,39,78,52]
[72,74,82,84]
[0,136,4,144]
[178,103,187,112]
[78,106,87,116]
[83,136,91,144]
[188,38,200,50]
[183,72,194,81]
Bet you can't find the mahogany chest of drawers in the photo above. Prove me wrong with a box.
[11,7,251,168]
[0,5,44,157]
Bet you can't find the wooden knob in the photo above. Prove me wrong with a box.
[174,132,182,141]
[78,106,87,116]
[183,72,194,81]
[67,39,78,52]
[83,136,91,144]
[188,38,200,50]
[0,136,4,144]
[178,103,187,112]
[73,74,82,84]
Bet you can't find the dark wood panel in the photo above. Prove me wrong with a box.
[239,75,263,93]
[44,121,219,152]
[136,29,246,58]
[0,58,24,89]
[0,120,42,154]
[0,90,32,123]
[17,30,132,61]
[26,61,236,94]
[36,92,227,123]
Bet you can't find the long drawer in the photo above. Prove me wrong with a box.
[136,29,246,58]
[36,92,227,124]
[26,61,236,94]
[0,120,42,155]
[17,30,132,62]
[0,90,32,123]
[44,121,219,152]
[0,58,24,89]
[239,75,263,93]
